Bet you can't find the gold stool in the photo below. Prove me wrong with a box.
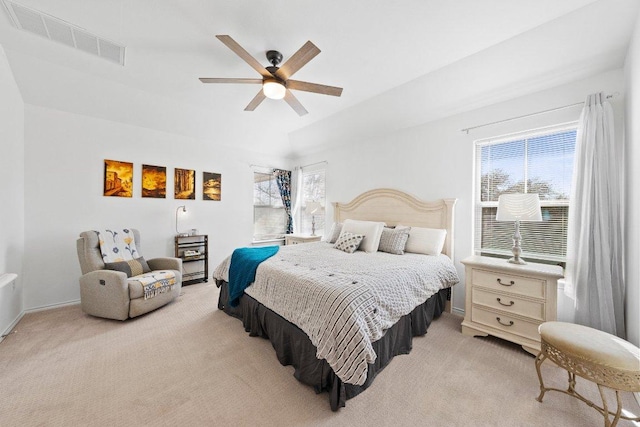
[535,321,640,427]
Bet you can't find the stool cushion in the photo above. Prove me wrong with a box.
[539,322,640,373]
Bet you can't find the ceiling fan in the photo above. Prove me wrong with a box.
[199,35,343,116]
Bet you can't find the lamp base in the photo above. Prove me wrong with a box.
[508,220,526,265]
[507,256,527,265]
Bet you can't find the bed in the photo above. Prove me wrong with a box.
[213,188,458,410]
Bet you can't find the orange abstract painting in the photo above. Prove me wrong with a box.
[175,168,195,200]
[104,159,133,197]
[142,164,166,198]
[203,172,221,201]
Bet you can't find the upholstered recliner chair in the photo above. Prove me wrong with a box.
[76,229,182,320]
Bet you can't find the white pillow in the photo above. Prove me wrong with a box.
[326,222,343,244]
[397,225,447,255]
[340,219,385,253]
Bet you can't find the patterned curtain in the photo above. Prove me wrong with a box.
[273,169,293,234]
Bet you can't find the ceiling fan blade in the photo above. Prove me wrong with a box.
[216,35,272,78]
[283,90,308,116]
[287,80,343,97]
[199,78,263,84]
[245,90,267,111]
[275,41,321,81]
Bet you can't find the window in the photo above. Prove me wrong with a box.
[299,168,326,236]
[474,124,577,263]
[253,171,285,241]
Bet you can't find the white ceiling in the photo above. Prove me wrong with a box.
[0,0,637,158]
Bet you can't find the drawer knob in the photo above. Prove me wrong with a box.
[496,297,514,307]
[497,278,515,286]
[496,317,514,327]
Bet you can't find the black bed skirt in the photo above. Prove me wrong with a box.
[216,280,449,411]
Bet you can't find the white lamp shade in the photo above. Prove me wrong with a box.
[306,201,322,214]
[496,193,542,222]
[263,80,286,100]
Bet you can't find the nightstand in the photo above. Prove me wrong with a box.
[175,235,208,285]
[461,255,563,355]
[285,234,322,245]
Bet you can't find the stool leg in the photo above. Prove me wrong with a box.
[567,371,576,393]
[609,389,623,427]
[535,352,547,402]
[597,384,614,427]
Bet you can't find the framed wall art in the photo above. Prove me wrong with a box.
[142,164,166,198]
[174,168,195,200]
[203,172,221,201]
[103,159,133,197]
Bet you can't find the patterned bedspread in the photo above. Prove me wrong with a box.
[213,242,459,386]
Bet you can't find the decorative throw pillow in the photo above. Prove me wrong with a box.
[326,222,343,243]
[378,227,410,255]
[397,225,447,255]
[104,257,151,278]
[333,232,365,254]
[340,219,385,253]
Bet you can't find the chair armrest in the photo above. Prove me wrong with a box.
[147,257,182,272]
[78,270,129,320]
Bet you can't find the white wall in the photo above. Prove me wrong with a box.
[22,106,288,310]
[0,44,25,334]
[294,69,626,317]
[624,10,640,347]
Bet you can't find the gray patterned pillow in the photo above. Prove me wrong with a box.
[378,227,410,255]
[104,256,151,277]
[327,222,343,243]
[333,231,364,254]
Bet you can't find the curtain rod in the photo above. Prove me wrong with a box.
[301,160,328,169]
[249,161,328,171]
[249,164,279,170]
[460,93,618,134]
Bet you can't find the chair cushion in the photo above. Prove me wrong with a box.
[539,322,640,373]
[128,271,177,300]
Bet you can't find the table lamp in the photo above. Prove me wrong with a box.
[496,193,542,265]
[175,205,189,237]
[306,201,322,236]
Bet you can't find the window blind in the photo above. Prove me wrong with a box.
[300,169,326,236]
[253,171,286,240]
[474,124,576,262]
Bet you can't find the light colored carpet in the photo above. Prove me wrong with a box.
[0,283,638,427]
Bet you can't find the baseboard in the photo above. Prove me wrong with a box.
[24,298,80,314]
[451,307,465,317]
[0,311,25,343]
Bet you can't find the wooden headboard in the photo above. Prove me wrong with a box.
[332,188,457,259]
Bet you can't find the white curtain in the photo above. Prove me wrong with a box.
[565,92,625,338]
[290,167,303,232]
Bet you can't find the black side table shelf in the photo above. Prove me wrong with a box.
[174,234,208,285]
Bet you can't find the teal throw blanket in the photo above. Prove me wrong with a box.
[228,246,279,307]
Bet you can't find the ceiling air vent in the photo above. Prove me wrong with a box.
[2,0,125,66]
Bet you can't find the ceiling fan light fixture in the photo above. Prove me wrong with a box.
[263,80,286,100]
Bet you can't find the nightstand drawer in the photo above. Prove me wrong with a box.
[472,288,545,321]
[472,269,545,299]
[472,307,540,342]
